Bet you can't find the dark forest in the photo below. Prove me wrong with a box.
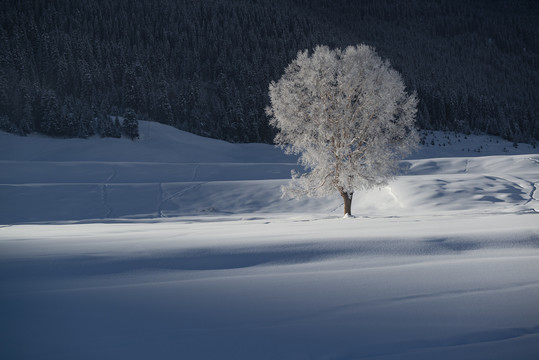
[1,0,537,143]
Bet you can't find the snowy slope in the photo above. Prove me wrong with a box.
[0,121,302,223]
[0,121,538,223]
[1,122,539,360]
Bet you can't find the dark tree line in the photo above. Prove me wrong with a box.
[0,0,537,143]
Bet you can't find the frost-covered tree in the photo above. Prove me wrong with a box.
[267,45,419,216]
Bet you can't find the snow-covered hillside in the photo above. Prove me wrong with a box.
[0,121,537,223]
[1,123,538,359]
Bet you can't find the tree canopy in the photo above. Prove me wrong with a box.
[268,45,419,216]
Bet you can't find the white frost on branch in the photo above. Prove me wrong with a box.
[267,44,419,200]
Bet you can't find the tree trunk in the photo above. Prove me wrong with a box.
[340,190,353,216]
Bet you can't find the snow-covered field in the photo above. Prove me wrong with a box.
[1,122,538,359]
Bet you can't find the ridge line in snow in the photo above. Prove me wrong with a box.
[0,180,288,186]
[102,184,113,218]
[161,182,208,204]
[463,159,470,173]
[528,157,539,165]
[191,164,199,181]
[157,183,167,218]
[0,160,299,166]
[105,166,116,183]
[524,181,538,210]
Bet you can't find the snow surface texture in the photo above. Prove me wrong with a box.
[1,121,538,359]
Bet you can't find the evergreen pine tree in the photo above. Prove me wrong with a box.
[112,116,122,138]
[122,108,139,140]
